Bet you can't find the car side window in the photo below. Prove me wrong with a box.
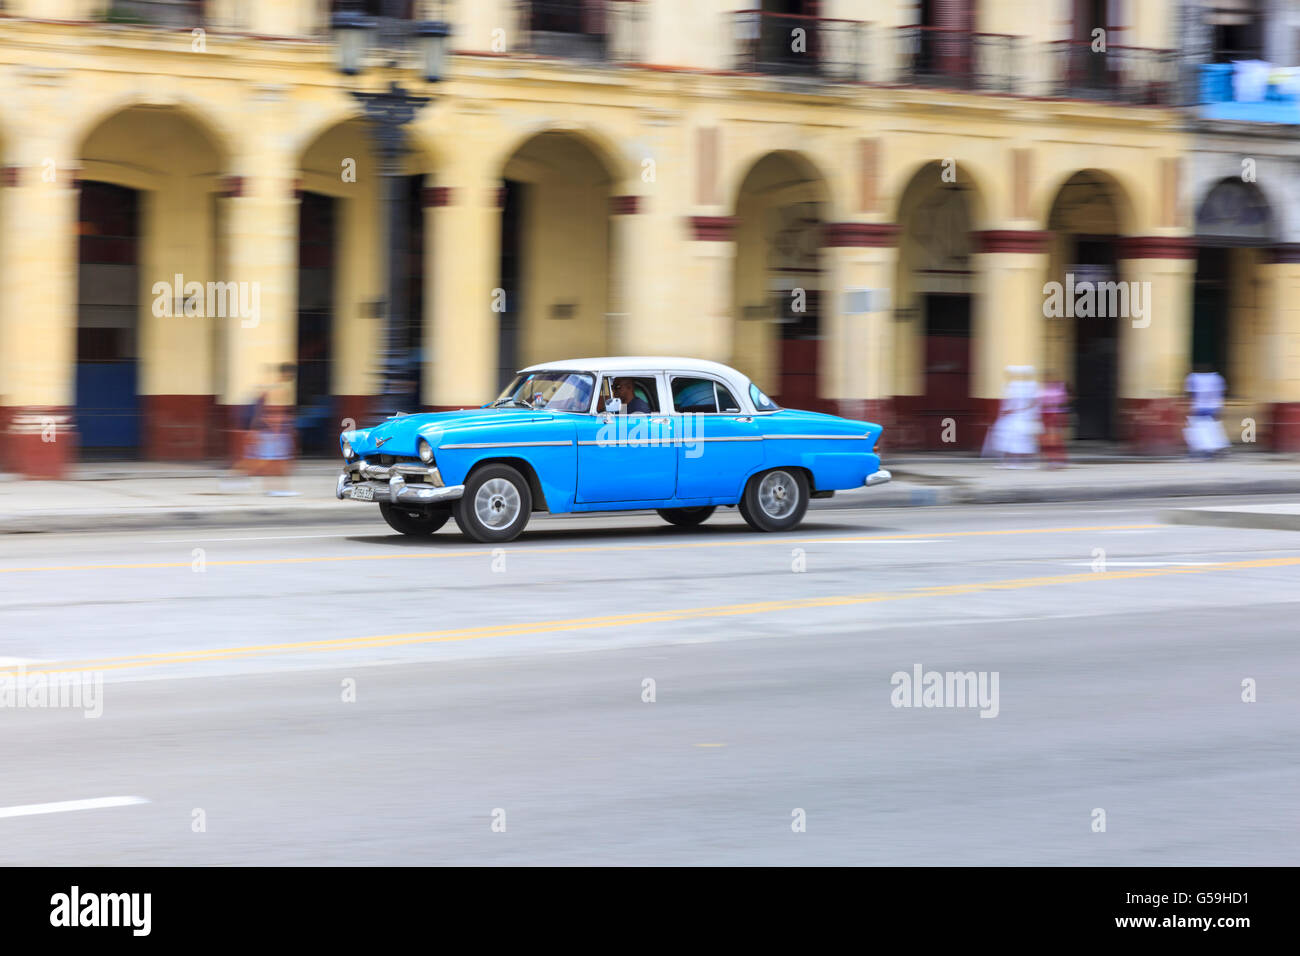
[672,376,727,414]
[598,375,660,413]
[715,383,741,413]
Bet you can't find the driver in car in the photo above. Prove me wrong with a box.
[612,377,650,414]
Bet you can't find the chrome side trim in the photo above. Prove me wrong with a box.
[438,440,574,449]
[762,434,870,440]
[576,436,762,446]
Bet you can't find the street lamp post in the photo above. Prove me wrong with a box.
[331,3,450,421]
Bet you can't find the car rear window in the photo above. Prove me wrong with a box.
[672,376,738,414]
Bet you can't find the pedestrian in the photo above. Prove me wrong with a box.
[983,366,1040,468]
[238,363,300,495]
[1183,364,1229,460]
[1038,373,1070,469]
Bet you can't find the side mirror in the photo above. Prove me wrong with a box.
[605,397,622,414]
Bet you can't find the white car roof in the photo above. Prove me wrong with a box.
[519,356,759,408]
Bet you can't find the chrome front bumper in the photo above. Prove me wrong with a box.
[336,466,464,506]
[865,469,892,487]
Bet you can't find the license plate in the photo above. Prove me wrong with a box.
[352,484,375,501]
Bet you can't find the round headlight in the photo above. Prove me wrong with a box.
[341,439,354,461]
[417,438,434,463]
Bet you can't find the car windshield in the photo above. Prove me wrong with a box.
[493,371,596,412]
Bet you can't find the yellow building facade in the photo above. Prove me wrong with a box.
[2,0,1296,477]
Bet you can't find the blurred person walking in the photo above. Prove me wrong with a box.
[237,362,300,495]
[1184,364,1229,461]
[1038,373,1070,469]
[982,366,1041,468]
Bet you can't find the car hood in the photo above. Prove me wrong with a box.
[347,407,557,457]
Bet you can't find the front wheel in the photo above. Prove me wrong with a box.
[740,468,809,532]
[656,506,715,527]
[453,464,533,543]
[379,502,450,536]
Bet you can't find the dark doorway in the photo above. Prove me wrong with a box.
[776,287,822,412]
[403,175,425,410]
[921,293,973,449]
[497,178,525,392]
[75,181,140,458]
[296,191,335,456]
[1192,246,1231,376]
[1071,237,1119,440]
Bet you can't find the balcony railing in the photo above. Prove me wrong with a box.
[105,0,204,27]
[514,0,645,64]
[731,10,867,83]
[895,26,1022,94]
[1047,40,1177,106]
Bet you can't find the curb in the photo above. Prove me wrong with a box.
[3,478,1300,535]
[1160,507,1300,532]
[0,504,379,535]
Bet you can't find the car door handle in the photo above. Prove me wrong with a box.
[733,416,753,423]
[650,417,671,424]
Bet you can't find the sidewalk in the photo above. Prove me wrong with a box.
[2,454,1300,534]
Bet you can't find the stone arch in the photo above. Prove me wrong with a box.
[72,101,232,460]
[889,160,992,449]
[730,150,835,408]
[493,129,624,385]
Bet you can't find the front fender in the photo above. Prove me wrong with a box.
[432,421,578,512]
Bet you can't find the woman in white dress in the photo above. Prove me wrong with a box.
[983,366,1041,467]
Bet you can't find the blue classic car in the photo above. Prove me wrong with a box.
[336,357,891,542]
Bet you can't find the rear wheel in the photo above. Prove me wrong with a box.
[656,506,715,527]
[739,468,808,532]
[453,464,532,543]
[379,502,449,536]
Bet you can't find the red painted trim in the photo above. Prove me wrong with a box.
[687,215,738,242]
[1270,402,1300,451]
[1266,244,1300,264]
[3,406,76,479]
[142,395,215,461]
[334,395,372,433]
[610,195,642,215]
[1117,236,1197,259]
[974,229,1052,254]
[423,186,454,207]
[219,175,244,199]
[821,222,900,247]
[1119,397,1184,453]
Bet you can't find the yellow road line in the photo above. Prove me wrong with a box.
[5,550,1296,678]
[0,523,1163,574]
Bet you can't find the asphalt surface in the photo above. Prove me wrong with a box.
[2,495,1298,865]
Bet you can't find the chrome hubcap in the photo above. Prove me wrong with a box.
[758,471,798,519]
[475,477,521,529]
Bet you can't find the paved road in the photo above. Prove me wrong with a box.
[2,496,1298,864]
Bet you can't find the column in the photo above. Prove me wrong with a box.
[819,222,899,429]
[139,178,219,460]
[0,151,80,477]
[334,179,382,427]
[1262,245,1300,450]
[427,166,501,408]
[971,230,1053,449]
[218,161,300,458]
[680,216,738,365]
[1117,236,1196,454]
